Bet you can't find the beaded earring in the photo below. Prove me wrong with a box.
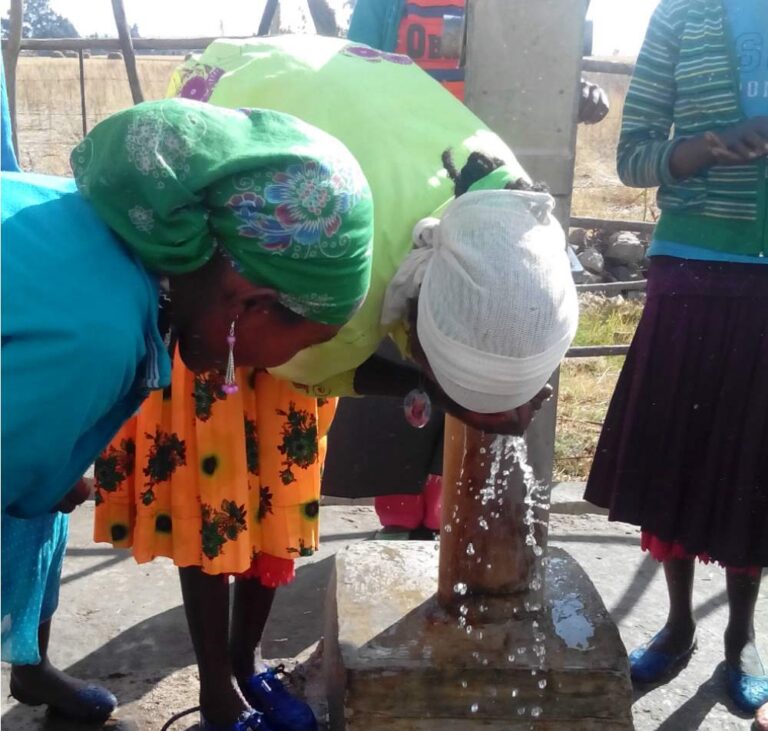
[223,320,238,395]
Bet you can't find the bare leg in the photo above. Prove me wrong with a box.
[724,570,764,675]
[230,577,277,684]
[178,566,251,724]
[10,619,116,721]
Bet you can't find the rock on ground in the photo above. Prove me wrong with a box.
[605,231,646,265]
[578,247,605,275]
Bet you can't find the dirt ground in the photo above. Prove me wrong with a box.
[2,499,764,731]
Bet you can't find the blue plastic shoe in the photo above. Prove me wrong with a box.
[199,709,275,731]
[241,666,317,731]
[629,631,697,684]
[726,665,768,713]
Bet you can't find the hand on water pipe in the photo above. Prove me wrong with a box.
[430,381,554,436]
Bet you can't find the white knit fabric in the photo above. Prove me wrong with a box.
[382,189,578,413]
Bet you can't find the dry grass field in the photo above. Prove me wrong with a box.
[11,55,648,481]
[14,56,182,173]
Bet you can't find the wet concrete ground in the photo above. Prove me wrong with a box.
[1,493,765,731]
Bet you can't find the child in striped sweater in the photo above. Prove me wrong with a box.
[585,0,767,715]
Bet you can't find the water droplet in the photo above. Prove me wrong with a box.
[461,680,468,688]
[531,706,542,718]
[507,654,516,663]
[478,518,489,530]
[516,647,526,655]
[517,706,526,716]
[470,703,479,713]
[454,582,468,595]
[444,524,452,533]
[466,542,476,556]
[466,625,473,635]
[511,688,518,698]
[459,604,469,616]
[538,679,547,689]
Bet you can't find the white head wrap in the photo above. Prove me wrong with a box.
[381,189,578,413]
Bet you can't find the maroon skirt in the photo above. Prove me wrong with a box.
[584,257,768,569]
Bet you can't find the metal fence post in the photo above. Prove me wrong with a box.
[78,49,87,137]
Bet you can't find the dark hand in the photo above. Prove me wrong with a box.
[706,117,768,165]
[438,385,554,436]
[578,79,610,125]
[52,478,92,514]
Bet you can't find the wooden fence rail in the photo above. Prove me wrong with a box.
[576,280,646,295]
[570,216,656,235]
[582,57,635,76]
[17,36,256,52]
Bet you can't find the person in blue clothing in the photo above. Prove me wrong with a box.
[1,64,374,728]
[585,0,768,716]
[0,55,122,724]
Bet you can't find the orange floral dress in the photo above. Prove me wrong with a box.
[93,350,335,586]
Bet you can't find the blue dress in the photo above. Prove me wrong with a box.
[1,58,170,664]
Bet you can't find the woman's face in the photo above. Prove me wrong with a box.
[178,303,340,373]
[169,256,340,373]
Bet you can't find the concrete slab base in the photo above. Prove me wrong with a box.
[325,541,632,730]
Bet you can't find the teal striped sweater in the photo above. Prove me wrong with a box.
[618,0,767,255]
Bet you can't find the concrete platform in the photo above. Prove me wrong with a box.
[325,541,632,730]
[1,498,765,730]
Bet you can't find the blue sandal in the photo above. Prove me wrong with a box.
[241,666,317,731]
[199,709,275,731]
[726,664,768,713]
[629,631,697,684]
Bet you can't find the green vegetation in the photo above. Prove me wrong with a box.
[555,295,643,481]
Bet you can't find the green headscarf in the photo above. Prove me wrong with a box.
[467,165,523,193]
[71,99,374,325]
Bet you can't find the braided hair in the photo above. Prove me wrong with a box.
[442,149,549,197]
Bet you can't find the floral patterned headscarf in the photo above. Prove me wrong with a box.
[71,99,374,325]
